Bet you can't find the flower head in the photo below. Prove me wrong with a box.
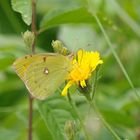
[62,49,103,96]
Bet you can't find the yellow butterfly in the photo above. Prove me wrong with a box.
[13,53,72,100]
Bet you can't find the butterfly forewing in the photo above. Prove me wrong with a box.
[13,54,56,81]
[25,55,72,100]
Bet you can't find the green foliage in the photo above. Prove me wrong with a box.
[0,53,15,70]
[0,0,140,139]
[40,7,95,32]
[11,0,32,25]
[37,94,77,140]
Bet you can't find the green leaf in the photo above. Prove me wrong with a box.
[11,0,32,25]
[100,108,137,128]
[0,1,23,33]
[0,78,23,95]
[0,128,19,140]
[37,94,77,140]
[0,53,15,70]
[0,112,27,140]
[0,108,40,140]
[40,7,95,32]
[34,117,53,140]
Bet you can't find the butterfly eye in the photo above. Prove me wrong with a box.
[44,68,49,75]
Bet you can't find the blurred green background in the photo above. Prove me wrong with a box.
[0,0,140,140]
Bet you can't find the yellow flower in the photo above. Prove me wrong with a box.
[62,49,103,96]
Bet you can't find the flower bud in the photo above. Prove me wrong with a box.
[52,40,70,55]
[22,30,35,48]
[64,120,76,140]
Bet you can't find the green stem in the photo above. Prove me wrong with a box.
[87,0,140,101]
[91,69,99,100]
[86,68,99,123]
[109,0,140,38]
[93,14,140,100]
[67,93,91,140]
[86,99,121,140]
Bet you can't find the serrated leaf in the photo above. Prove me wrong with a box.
[40,7,95,32]
[37,94,77,140]
[11,0,32,25]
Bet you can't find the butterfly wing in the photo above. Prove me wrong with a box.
[25,55,71,100]
[13,54,56,81]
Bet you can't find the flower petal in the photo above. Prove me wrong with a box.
[77,49,84,64]
[80,80,86,88]
[61,81,73,96]
[98,60,103,64]
[61,49,103,96]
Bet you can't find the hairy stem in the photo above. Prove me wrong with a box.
[28,96,34,140]
[28,0,37,140]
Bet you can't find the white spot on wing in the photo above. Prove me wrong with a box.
[44,68,49,75]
